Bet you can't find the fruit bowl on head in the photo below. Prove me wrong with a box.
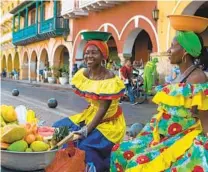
[168,15,208,33]
[1,148,60,171]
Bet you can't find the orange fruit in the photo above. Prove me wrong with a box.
[35,134,43,141]
[25,134,36,144]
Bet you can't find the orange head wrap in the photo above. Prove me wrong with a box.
[84,40,109,60]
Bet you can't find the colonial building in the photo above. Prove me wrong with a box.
[1,0,207,83]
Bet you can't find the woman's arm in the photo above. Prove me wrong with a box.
[198,110,208,136]
[87,100,112,134]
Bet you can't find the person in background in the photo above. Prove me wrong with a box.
[120,59,136,105]
[72,63,78,76]
[107,59,113,70]
[143,58,158,95]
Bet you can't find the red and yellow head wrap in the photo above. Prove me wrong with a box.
[84,40,109,60]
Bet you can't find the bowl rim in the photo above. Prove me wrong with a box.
[0,147,61,154]
[167,14,208,22]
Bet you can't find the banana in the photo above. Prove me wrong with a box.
[26,110,38,123]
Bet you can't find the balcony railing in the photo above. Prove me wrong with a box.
[40,18,54,33]
[12,24,37,44]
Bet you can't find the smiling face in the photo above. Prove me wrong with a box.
[168,37,186,65]
[84,45,103,68]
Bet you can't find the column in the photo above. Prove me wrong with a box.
[53,0,57,28]
[18,12,20,30]
[25,7,28,27]
[40,0,43,22]
[118,53,126,66]
[35,1,39,33]
[12,15,15,32]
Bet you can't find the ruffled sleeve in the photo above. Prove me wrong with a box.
[71,69,125,100]
[152,83,208,110]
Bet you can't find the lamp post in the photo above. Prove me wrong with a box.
[152,6,159,21]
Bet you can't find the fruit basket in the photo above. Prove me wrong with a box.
[168,15,208,33]
[1,149,60,171]
[0,105,70,171]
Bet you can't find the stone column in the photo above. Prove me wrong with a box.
[117,53,126,66]
[150,52,173,84]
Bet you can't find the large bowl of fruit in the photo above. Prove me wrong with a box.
[0,105,69,171]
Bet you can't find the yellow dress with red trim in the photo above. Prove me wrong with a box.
[110,82,208,172]
[53,68,126,171]
[70,68,126,144]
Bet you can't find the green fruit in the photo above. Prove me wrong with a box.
[7,140,28,152]
[30,141,49,152]
[25,148,33,152]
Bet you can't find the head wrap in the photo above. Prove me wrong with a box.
[84,40,109,60]
[176,31,202,58]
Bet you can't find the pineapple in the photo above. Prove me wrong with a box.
[52,126,69,145]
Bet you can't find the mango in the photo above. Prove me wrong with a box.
[1,125,26,143]
[30,141,49,152]
[0,105,8,116]
[25,148,33,152]
[7,140,28,152]
[2,106,17,123]
[1,142,10,149]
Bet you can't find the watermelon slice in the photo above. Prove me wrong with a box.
[38,126,55,137]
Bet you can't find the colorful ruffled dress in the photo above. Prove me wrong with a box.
[53,68,126,172]
[110,83,208,172]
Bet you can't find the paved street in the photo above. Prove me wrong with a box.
[1,80,157,126]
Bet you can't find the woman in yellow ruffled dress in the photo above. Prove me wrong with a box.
[53,31,126,172]
[110,18,208,171]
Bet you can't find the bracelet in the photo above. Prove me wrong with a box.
[80,126,88,138]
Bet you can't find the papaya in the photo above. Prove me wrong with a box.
[0,115,6,127]
[7,140,28,152]
[30,141,49,152]
[1,125,26,143]
[1,142,10,149]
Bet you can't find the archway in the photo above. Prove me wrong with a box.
[1,55,6,72]
[14,53,20,72]
[53,45,70,78]
[7,54,13,73]
[182,1,208,47]
[123,28,152,65]
[30,51,38,81]
[22,52,29,80]
[39,49,49,70]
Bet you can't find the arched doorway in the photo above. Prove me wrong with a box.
[22,52,29,80]
[39,49,49,70]
[7,54,13,74]
[53,45,70,78]
[123,29,152,65]
[1,55,6,72]
[14,53,20,72]
[107,36,119,69]
[30,51,38,81]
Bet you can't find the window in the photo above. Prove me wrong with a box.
[31,9,36,25]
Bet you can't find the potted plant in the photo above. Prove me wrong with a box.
[47,66,58,84]
[59,64,69,85]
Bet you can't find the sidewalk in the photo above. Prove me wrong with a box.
[1,78,73,91]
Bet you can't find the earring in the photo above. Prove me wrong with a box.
[181,53,187,63]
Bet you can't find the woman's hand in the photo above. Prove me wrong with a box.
[198,110,208,136]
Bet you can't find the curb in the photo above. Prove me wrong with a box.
[1,78,73,91]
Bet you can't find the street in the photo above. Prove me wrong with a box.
[1,80,157,126]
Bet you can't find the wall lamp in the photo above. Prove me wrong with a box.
[152,6,159,21]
